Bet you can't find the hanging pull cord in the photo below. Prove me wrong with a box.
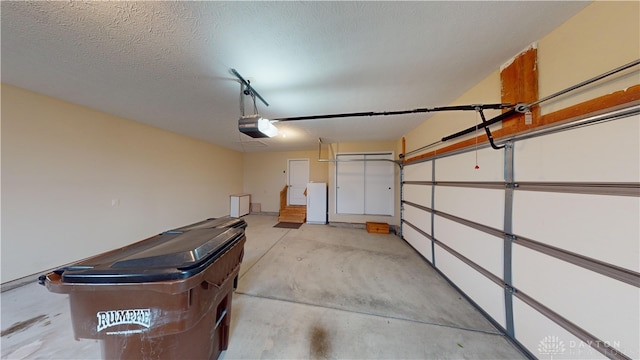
[476,107,505,150]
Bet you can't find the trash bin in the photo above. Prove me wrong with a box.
[165,216,246,291]
[169,216,247,232]
[40,225,246,360]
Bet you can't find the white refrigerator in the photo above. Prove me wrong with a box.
[306,182,327,224]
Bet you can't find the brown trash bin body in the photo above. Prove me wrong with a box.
[41,226,245,360]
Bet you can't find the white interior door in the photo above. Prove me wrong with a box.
[288,159,309,206]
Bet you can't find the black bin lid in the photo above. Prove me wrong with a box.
[167,216,247,232]
[59,227,243,284]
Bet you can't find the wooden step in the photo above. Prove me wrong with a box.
[278,206,306,223]
[279,206,306,216]
[366,222,389,234]
[277,215,306,223]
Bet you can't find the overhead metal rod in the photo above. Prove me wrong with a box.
[316,138,401,166]
[273,103,513,122]
[403,109,517,157]
[442,109,518,142]
[441,59,640,144]
[405,59,640,156]
[516,58,640,113]
[231,68,269,107]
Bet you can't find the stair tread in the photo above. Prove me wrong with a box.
[279,205,306,223]
[278,219,306,223]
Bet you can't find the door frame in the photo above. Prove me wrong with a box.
[287,158,309,206]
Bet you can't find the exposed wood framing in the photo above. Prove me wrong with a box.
[538,84,640,126]
[500,46,540,132]
[405,49,640,163]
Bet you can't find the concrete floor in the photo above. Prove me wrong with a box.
[1,215,526,359]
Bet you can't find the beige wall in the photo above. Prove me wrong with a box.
[243,142,402,227]
[1,84,244,283]
[537,1,640,114]
[403,70,502,155]
[243,150,329,213]
[404,1,639,153]
[405,1,640,156]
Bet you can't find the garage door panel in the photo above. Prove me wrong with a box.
[403,204,431,235]
[513,191,640,272]
[435,246,506,328]
[403,184,432,208]
[435,186,504,230]
[404,160,432,181]
[435,215,503,279]
[403,225,432,263]
[514,114,640,182]
[513,246,640,358]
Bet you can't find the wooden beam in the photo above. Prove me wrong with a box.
[539,84,640,126]
[500,46,540,132]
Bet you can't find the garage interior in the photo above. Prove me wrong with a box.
[1,2,639,360]
[3,215,528,359]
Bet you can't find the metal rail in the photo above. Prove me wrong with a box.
[231,68,269,107]
[405,59,640,156]
[273,103,512,122]
[316,138,401,166]
[402,180,640,197]
[515,59,640,113]
[405,105,640,165]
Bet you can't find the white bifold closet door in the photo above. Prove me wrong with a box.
[336,153,394,215]
[364,153,394,215]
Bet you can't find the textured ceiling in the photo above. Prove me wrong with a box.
[1,1,590,152]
